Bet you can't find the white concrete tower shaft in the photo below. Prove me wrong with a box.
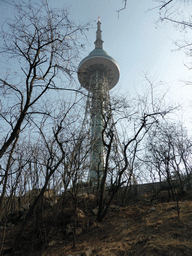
[78,18,120,184]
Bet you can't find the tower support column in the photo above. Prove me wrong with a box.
[89,69,109,184]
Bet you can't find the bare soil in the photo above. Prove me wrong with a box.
[1,194,192,256]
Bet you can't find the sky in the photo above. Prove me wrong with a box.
[1,0,192,134]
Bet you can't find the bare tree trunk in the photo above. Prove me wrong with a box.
[0,137,18,221]
[73,195,77,249]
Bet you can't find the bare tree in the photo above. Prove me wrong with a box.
[95,87,173,221]
[144,121,192,200]
[0,0,90,231]
[0,0,89,160]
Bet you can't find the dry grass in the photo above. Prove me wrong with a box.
[1,195,192,255]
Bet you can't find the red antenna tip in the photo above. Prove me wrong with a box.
[98,17,100,22]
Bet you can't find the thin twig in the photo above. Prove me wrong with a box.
[116,0,127,19]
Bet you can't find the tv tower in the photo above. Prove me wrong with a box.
[78,18,120,184]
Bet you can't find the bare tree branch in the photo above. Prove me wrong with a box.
[160,0,173,10]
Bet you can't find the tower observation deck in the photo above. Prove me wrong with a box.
[78,18,120,184]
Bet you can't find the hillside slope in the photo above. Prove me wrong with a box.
[1,196,192,255]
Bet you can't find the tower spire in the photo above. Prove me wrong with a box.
[94,17,103,49]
